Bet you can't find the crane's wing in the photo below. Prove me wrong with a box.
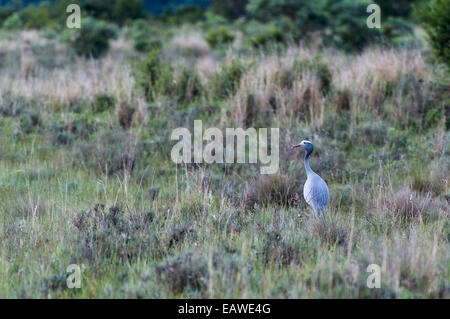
[304,175,329,215]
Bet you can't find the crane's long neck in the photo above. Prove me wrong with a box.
[304,151,314,175]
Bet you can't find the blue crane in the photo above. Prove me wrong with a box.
[292,140,329,217]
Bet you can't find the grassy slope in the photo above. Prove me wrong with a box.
[0,30,448,298]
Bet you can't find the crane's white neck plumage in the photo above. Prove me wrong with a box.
[304,152,314,176]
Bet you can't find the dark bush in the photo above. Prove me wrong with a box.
[73,128,141,176]
[129,19,161,52]
[210,0,248,19]
[251,27,285,48]
[0,5,14,24]
[18,2,52,29]
[17,109,42,135]
[330,185,353,209]
[72,204,158,262]
[423,107,444,129]
[41,274,68,295]
[247,0,413,51]
[133,34,161,53]
[410,163,447,197]
[0,93,34,117]
[118,101,135,129]
[155,252,208,294]
[133,35,150,52]
[353,120,388,146]
[168,224,194,248]
[205,26,235,48]
[135,49,173,100]
[210,60,244,99]
[382,188,443,222]
[261,231,299,266]
[309,218,347,247]
[48,115,96,145]
[176,69,203,104]
[85,0,145,25]
[293,56,332,94]
[136,49,161,97]
[2,12,22,30]
[172,5,206,24]
[154,248,243,294]
[335,89,351,111]
[64,17,118,58]
[246,0,328,41]
[93,93,115,113]
[416,0,450,67]
[244,174,300,210]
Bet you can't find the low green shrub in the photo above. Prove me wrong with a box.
[17,110,42,135]
[64,17,118,58]
[129,19,161,53]
[2,12,22,30]
[261,231,301,266]
[423,107,444,129]
[155,252,208,294]
[244,174,300,210]
[48,114,95,145]
[0,93,33,117]
[209,60,245,99]
[251,27,285,48]
[72,204,157,262]
[292,56,332,94]
[73,128,141,176]
[176,69,203,105]
[133,34,161,52]
[205,26,235,48]
[416,0,450,67]
[92,93,116,113]
[118,101,135,129]
[134,49,173,100]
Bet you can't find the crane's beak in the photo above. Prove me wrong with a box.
[292,143,302,149]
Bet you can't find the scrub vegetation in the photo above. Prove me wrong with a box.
[0,0,448,298]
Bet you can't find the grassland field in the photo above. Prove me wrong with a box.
[0,25,448,298]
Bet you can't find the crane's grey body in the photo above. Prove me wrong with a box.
[292,140,329,217]
[303,166,329,217]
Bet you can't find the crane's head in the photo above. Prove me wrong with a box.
[292,140,313,154]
